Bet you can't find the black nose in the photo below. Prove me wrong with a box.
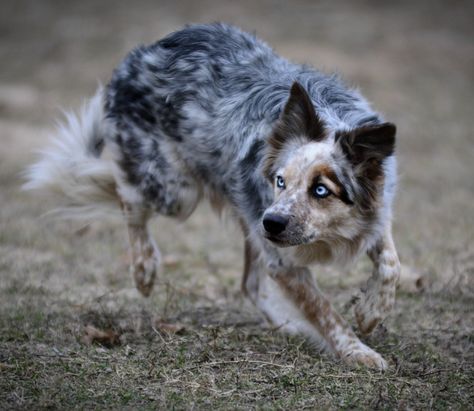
[263,213,289,235]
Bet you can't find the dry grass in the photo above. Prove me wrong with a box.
[1,0,473,409]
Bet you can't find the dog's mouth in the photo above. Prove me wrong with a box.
[264,234,295,248]
[264,231,319,248]
[264,234,283,244]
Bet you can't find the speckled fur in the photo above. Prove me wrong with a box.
[25,23,400,369]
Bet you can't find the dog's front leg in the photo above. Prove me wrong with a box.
[355,222,401,335]
[122,203,161,297]
[240,236,387,369]
[268,267,387,369]
[241,237,261,305]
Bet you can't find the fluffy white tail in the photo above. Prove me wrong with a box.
[23,88,120,219]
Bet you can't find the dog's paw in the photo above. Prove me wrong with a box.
[342,343,388,370]
[354,297,383,335]
[354,287,394,335]
[131,244,161,297]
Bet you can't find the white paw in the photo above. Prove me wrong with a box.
[343,343,388,370]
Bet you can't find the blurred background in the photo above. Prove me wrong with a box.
[0,0,473,408]
[1,0,473,276]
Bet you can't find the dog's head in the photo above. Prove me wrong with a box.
[262,82,396,263]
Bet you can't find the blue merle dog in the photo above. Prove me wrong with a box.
[25,23,400,369]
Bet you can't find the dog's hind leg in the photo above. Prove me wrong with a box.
[122,202,161,297]
[355,222,401,335]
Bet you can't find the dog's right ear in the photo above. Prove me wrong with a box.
[277,82,325,140]
[264,82,325,180]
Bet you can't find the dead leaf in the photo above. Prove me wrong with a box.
[83,324,120,347]
[163,254,180,268]
[154,318,185,335]
[74,225,91,236]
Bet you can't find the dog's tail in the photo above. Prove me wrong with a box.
[23,87,121,220]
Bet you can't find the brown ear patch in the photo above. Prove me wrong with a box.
[264,82,326,179]
[334,123,396,213]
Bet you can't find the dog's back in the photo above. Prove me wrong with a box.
[104,23,384,226]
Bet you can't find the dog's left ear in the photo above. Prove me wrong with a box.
[336,123,396,167]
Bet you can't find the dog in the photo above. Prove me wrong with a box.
[24,23,400,369]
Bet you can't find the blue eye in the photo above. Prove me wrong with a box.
[313,183,330,198]
[276,176,286,189]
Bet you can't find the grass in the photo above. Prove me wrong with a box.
[0,239,472,409]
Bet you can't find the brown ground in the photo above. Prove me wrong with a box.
[0,0,473,409]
